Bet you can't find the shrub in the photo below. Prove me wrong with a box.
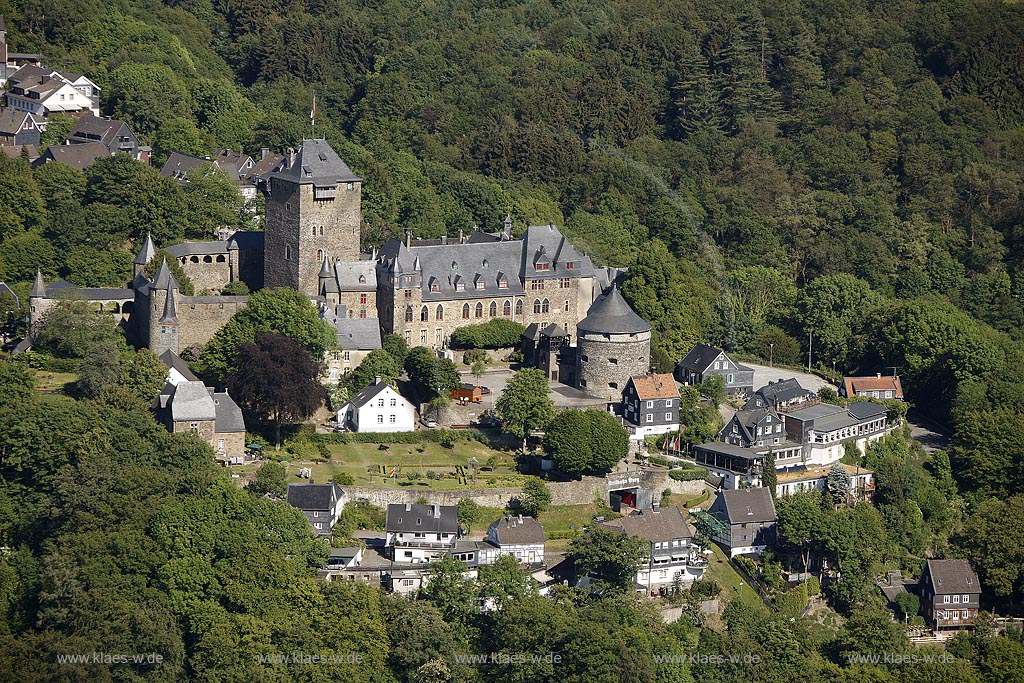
[463,348,488,365]
[333,472,354,486]
[669,467,708,481]
[690,579,722,599]
[805,575,821,596]
[449,319,525,349]
[683,491,709,508]
[285,441,319,460]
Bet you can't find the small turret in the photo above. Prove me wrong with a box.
[152,257,179,291]
[133,233,157,277]
[159,287,178,324]
[30,268,46,298]
[503,213,513,240]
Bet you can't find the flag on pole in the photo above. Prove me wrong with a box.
[310,91,317,121]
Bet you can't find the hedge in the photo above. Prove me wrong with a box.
[683,490,709,508]
[669,467,708,481]
[308,429,486,446]
[449,319,525,349]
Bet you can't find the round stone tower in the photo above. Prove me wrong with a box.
[575,286,652,401]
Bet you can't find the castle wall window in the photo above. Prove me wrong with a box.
[190,256,199,263]
[360,294,367,304]
[436,305,444,321]
[566,262,575,270]
[542,298,549,314]
[286,245,291,260]
[320,226,324,235]
[516,300,523,316]
[216,255,225,263]
[405,306,414,322]
[475,303,483,318]
[347,182,354,191]
[564,300,570,312]
[463,303,470,319]
[531,280,544,290]
[359,309,366,318]
[560,278,570,288]
[503,300,511,316]
[421,306,429,322]
[533,299,541,314]
[312,226,317,237]
[489,302,497,317]
[317,249,323,262]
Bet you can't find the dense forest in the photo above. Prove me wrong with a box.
[2,0,1024,679]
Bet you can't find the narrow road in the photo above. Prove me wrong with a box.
[906,409,950,454]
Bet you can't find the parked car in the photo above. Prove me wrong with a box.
[422,418,438,428]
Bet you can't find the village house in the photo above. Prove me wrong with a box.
[4,64,100,117]
[601,505,706,591]
[774,462,875,499]
[783,401,889,466]
[32,140,109,170]
[286,481,345,537]
[707,488,777,557]
[485,515,546,566]
[385,503,460,564]
[320,307,382,381]
[621,373,680,440]
[66,115,146,162]
[743,378,817,411]
[920,559,981,632]
[151,380,246,461]
[0,107,41,147]
[721,405,785,449]
[337,378,416,433]
[675,343,754,396]
[841,374,904,401]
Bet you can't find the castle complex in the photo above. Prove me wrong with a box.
[28,138,651,394]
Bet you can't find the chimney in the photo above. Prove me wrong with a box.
[518,514,523,524]
[375,376,382,384]
[288,147,296,168]
[876,372,882,378]
[458,227,464,243]
[260,147,269,160]
[504,214,513,240]
[405,229,411,248]
[432,504,440,518]
[405,503,412,511]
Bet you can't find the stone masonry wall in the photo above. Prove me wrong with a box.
[342,470,705,510]
[577,330,652,398]
[177,256,232,294]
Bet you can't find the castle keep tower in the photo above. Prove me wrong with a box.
[575,286,652,401]
[263,139,362,296]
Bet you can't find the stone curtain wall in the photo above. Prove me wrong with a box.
[343,470,705,509]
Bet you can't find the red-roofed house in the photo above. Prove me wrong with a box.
[622,373,680,440]
[841,374,904,401]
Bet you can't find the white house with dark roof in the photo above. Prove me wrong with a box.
[4,64,100,116]
[385,503,460,563]
[485,515,546,566]
[783,401,889,466]
[338,378,415,433]
[601,505,706,590]
[707,488,777,557]
[158,349,200,386]
[841,374,904,401]
[286,482,345,537]
[675,343,754,396]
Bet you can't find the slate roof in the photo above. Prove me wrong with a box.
[212,391,245,433]
[151,258,179,291]
[168,381,217,422]
[677,343,723,374]
[161,151,240,183]
[158,349,200,382]
[924,559,980,595]
[164,241,230,257]
[488,515,546,545]
[213,148,253,177]
[753,378,814,406]
[38,141,108,170]
[29,271,132,300]
[727,407,776,443]
[522,322,543,341]
[334,318,382,351]
[287,482,344,512]
[0,108,34,135]
[331,260,376,292]
[844,375,904,399]
[576,286,651,335]
[134,233,157,265]
[227,231,264,251]
[847,401,888,420]
[628,373,679,400]
[386,503,459,534]
[519,224,593,280]
[269,138,360,186]
[693,441,763,461]
[601,506,693,542]
[785,403,846,422]
[159,288,178,323]
[248,150,284,179]
[347,378,398,408]
[716,488,777,524]
[67,116,132,147]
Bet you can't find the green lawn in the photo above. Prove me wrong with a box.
[703,543,765,610]
[34,370,78,391]
[237,440,534,491]
[537,502,600,535]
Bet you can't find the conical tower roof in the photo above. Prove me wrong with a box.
[134,233,157,265]
[159,287,179,324]
[30,269,46,297]
[577,286,651,335]
[319,253,332,278]
[152,257,179,291]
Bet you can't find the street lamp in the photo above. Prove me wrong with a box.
[769,343,774,368]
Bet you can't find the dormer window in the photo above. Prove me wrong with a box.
[358,274,366,284]
[430,281,440,292]
[482,259,489,268]
[566,261,575,270]
[498,278,508,289]
[451,261,459,271]
[535,262,549,271]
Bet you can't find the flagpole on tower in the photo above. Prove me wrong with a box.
[310,90,316,138]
